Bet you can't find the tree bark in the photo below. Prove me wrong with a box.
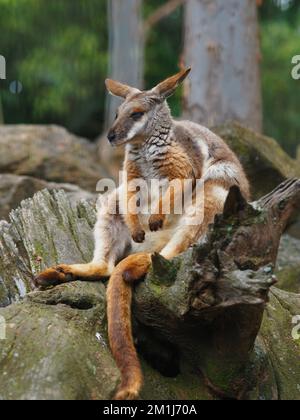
[105,0,144,129]
[183,0,262,132]
[99,0,144,177]
[133,178,300,398]
[144,0,186,34]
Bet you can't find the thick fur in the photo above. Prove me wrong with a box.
[35,69,250,400]
[107,253,151,400]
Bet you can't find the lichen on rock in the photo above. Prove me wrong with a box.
[215,122,300,199]
[0,185,299,400]
[0,189,97,307]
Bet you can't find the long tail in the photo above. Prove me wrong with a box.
[107,253,152,400]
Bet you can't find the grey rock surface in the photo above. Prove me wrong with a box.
[0,125,107,191]
[0,189,299,400]
[0,174,96,220]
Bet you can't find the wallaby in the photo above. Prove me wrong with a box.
[35,68,250,400]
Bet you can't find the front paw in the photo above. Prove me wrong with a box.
[34,265,74,289]
[132,229,146,243]
[149,215,165,232]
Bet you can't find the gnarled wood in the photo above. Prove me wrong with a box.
[0,180,299,400]
[133,179,300,399]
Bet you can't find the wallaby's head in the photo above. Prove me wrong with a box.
[105,68,191,147]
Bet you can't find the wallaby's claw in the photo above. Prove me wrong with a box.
[149,215,164,232]
[34,265,74,289]
[114,388,140,400]
[132,229,146,243]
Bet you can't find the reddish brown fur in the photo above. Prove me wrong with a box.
[125,160,146,243]
[105,79,134,98]
[154,68,191,98]
[107,253,151,400]
[34,263,109,288]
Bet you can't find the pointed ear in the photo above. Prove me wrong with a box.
[105,79,140,99]
[152,68,191,99]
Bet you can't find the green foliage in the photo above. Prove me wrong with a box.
[260,6,300,156]
[259,0,300,24]
[0,0,108,138]
[144,0,184,116]
[0,0,299,156]
[0,0,185,137]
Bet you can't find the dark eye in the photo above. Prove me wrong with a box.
[115,113,118,120]
[131,112,144,120]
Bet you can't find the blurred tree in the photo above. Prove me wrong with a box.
[0,0,298,157]
[0,0,184,139]
[144,0,184,116]
[106,0,144,128]
[183,0,262,132]
[100,0,184,175]
[261,20,300,156]
[259,0,300,156]
[260,0,300,23]
[0,0,108,139]
[105,0,185,128]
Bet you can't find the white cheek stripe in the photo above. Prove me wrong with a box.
[126,115,147,140]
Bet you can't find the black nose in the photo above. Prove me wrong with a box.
[108,131,116,143]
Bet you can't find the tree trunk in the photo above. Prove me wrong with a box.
[99,0,144,178]
[105,0,144,129]
[183,0,262,132]
[133,178,300,399]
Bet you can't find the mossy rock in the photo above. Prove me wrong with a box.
[0,189,97,308]
[0,174,96,221]
[0,282,119,400]
[259,288,300,401]
[0,189,215,400]
[0,125,107,191]
[0,281,214,400]
[215,122,300,199]
[276,235,300,294]
[0,189,299,400]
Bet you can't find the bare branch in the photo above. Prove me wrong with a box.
[144,0,186,34]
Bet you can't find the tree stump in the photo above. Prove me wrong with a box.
[133,179,300,399]
[0,180,299,400]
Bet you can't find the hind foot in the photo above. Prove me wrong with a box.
[34,262,109,289]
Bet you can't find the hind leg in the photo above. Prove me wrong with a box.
[34,192,131,288]
[160,181,227,260]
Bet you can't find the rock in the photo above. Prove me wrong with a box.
[214,122,300,199]
[0,125,107,191]
[0,187,299,400]
[259,288,300,400]
[0,189,97,308]
[0,282,119,400]
[0,174,96,221]
[0,190,209,400]
[0,281,212,400]
[276,235,300,294]
[287,218,300,240]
